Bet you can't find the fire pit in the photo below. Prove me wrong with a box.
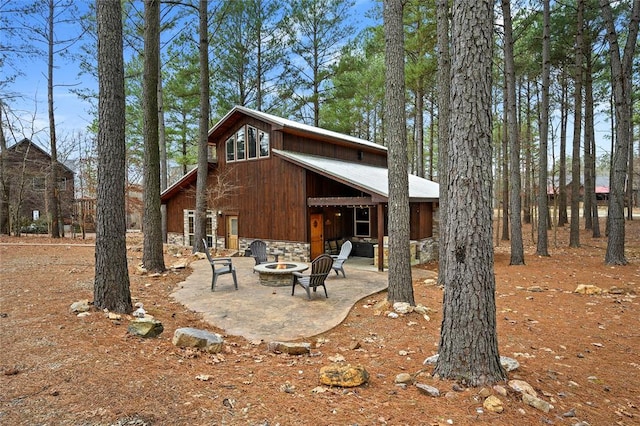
[253,262,309,287]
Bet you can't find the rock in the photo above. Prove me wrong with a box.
[574,284,602,295]
[500,356,520,372]
[522,393,553,413]
[267,341,311,355]
[423,354,439,365]
[493,385,508,396]
[483,395,504,413]
[393,302,412,314]
[477,387,491,398]
[172,327,224,353]
[70,300,90,313]
[387,312,399,318]
[349,340,361,350]
[127,318,163,338]
[528,286,545,292]
[508,379,537,397]
[170,260,188,270]
[107,312,121,320]
[608,286,625,294]
[373,299,391,315]
[413,304,430,315]
[395,373,413,384]
[132,304,146,318]
[319,364,369,387]
[415,383,440,397]
[77,312,91,318]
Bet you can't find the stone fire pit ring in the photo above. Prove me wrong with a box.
[253,262,309,287]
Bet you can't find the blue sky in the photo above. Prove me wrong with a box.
[4,0,380,152]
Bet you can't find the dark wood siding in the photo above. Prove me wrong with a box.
[282,133,387,167]
[410,202,433,239]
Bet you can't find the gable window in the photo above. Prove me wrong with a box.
[259,130,270,157]
[225,125,270,163]
[247,126,257,159]
[354,207,370,237]
[236,128,245,160]
[226,134,235,162]
[58,177,67,191]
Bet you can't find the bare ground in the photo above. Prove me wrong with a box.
[1,221,639,426]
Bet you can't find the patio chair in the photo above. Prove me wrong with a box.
[249,240,274,270]
[331,240,352,278]
[291,254,333,300]
[202,239,238,291]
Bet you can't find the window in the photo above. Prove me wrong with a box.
[185,210,216,247]
[236,128,245,160]
[247,126,257,159]
[225,125,270,162]
[226,134,235,162]
[33,176,45,191]
[58,177,67,191]
[354,207,370,237]
[259,130,270,157]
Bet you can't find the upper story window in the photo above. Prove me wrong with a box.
[226,125,270,163]
[33,176,45,191]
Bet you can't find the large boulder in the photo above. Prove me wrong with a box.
[127,318,164,338]
[172,327,224,353]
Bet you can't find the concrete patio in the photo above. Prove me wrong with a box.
[171,255,435,342]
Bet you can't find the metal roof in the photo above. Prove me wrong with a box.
[274,150,440,202]
[210,106,387,153]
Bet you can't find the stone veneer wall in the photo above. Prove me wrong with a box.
[166,232,226,251]
[239,239,311,262]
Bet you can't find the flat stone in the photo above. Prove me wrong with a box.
[522,393,553,413]
[70,300,90,313]
[509,379,537,397]
[172,327,224,353]
[128,318,164,338]
[415,383,440,397]
[267,341,311,355]
[319,364,369,387]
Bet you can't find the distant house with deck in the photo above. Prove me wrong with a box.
[3,138,75,233]
[160,106,440,270]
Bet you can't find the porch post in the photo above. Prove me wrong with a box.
[377,203,384,271]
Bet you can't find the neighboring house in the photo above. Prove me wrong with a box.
[3,138,75,232]
[161,106,440,270]
[74,183,143,233]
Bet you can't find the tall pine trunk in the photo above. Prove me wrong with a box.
[436,0,450,288]
[434,0,506,386]
[194,0,210,254]
[503,0,524,265]
[536,0,551,257]
[142,0,165,273]
[384,0,414,305]
[601,0,639,264]
[569,0,584,248]
[94,0,132,314]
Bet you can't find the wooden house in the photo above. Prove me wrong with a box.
[3,138,75,233]
[161,106,439,270]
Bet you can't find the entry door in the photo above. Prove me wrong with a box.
[226,215,239,250]
[310,213,324,260]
